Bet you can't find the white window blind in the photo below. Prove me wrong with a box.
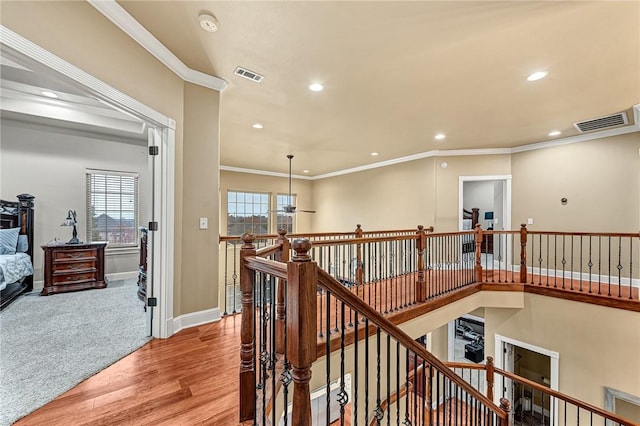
[86,170,139,247]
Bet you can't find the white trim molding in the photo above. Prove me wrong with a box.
[170,308,221,335]
[106,271,138,281]
[87,0,227,92]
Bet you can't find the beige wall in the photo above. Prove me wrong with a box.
[312,157,437,232]
[512,133,640,232]
[1,1,219,317]
[485,293,640,410]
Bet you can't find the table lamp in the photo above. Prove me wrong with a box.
[61,210,81,244]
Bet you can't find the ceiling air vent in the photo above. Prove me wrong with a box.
[234,66,264,83]
[573,112,628,133]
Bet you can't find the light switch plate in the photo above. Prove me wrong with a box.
[527,218,534,225]
[199,217,208,229]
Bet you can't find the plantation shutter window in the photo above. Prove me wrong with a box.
[86,170,139,247]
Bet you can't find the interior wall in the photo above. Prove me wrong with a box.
[1,1,219,317]
[511,133,640,232]
[311,157,437,232]
[181,83,220,312]
[484,293,640,411]
[0,119,150,283]
[219,170,313,235]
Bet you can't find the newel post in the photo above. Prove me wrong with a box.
[239,233,257,422]
[474,224,484,283]
[287,238,318,426]
[519,224,528,284]
[416,225,427,302]
[486,356,495,401]
[500,397,513,425]
[275,229,290,354]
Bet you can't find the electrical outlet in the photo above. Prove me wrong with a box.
[199,217,208,230]
[527,218,534,225]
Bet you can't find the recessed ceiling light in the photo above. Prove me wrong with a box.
[252,123,263,129]
[198,12,219,32]
[42,91,58,98]
[303,170,309,174]
[527,71,547,81]
[309,83,324,92]
[370,152,379,156]
[548,130,561,137]
[435,133,446,140]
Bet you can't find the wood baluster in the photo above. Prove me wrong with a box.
[287,238,318,426]
[239,233,256,422]
[520,224,528,284]
[416,225,426,302]
[355,224,364,296]
[275,228,290,354]
[486,356,494,402]
[474,224,484,283]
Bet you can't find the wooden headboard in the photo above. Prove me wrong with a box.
[463,207,479,228]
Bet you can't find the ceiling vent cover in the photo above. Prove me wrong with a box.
[573,112,628,133]
[234,67,264,83]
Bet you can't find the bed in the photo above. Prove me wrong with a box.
[462,208,479,254]
[0,194,35,310]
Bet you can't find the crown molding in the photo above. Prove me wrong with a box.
[220,166,313,181]
[87,0,227,92]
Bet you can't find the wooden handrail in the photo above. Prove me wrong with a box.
[244,257,287,279]
[316,268,507,421]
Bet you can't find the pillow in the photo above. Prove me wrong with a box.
[0,227,20,255]
[16,234,29,253]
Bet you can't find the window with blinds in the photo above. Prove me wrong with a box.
[227,191,269,235]
[276,193,295,234]
[86,170,139,247]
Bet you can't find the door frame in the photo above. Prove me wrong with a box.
[1,26,175,338]
[494,334,559,424]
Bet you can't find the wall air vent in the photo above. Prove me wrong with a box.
[573,112,628,133]
[234,66,264,83]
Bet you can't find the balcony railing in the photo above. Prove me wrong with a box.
[230,225,639,425]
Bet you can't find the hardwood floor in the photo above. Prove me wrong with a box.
[16,316,245,426]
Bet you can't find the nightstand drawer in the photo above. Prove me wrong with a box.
[52,260,96,272]
[52,271,96,285]
[54,248,97,261]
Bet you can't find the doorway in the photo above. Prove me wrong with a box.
[494,334,559,425]
[1,26,175,338]
[459,175,512,270]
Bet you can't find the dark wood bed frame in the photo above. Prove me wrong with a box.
[0,194,35,310]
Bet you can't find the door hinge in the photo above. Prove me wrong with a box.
[148,221,158,231]
[148,297,158,307]
[149,146,159,156]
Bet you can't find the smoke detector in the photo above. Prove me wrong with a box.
[198,12,218,32]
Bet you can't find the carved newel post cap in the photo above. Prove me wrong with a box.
[277,228,288,238]
[417,225,424,232]
[356,224,361,229]
[241,232,256,249]
[499,397,511,411]
[521,223,527,229]
[486,356,494,365]
[292,238,312,262]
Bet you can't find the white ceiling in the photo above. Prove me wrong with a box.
[1,1,639,176]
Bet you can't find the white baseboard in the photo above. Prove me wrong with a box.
[169,307,221,336]
[33,280,44,290]
[106,271,138,281]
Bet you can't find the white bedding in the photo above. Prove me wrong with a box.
[0,253,33,291]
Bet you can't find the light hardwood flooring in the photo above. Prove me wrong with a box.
[16,316,245,426]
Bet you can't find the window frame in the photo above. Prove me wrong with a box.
[276,192,296,234]
[226,190,271,236]
[86,169,139,249]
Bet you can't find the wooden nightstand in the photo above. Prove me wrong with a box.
[41,242,108,295]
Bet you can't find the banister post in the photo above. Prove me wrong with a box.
[474,224,484,283]
[275,228,290,355]
[287,238,318,426]
[486,356,495,402]
[416,225,427,302]
[500,397,513,425]
[519,224,528,284]
[239,233,257,422]
[355,224,364,292]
